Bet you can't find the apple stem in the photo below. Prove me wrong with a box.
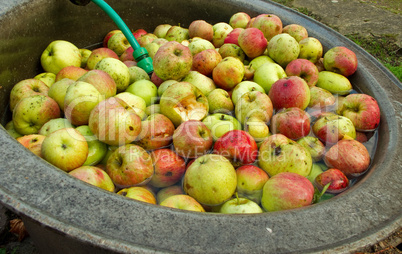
[235,192,240,205]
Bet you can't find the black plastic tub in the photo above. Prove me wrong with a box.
[0,0,401,253]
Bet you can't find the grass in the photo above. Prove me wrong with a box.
[270,0,402,82]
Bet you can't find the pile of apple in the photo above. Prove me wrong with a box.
[5,11,381,214]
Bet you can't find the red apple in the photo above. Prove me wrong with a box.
[323,46,358,77]
[268,76,311,110]
[192,49,222,77]
[223,28,244,46]
[69,165,115,192]
[213,130,258,167]
[236,164,269,204]
[55,66,88,82]
[238,27,268,59]
[250,14,282,41]
[312,113,356,144]
[17,134,46,158]
[270,107,311,140]
[285,59,319,87]
[160,194,205,212]
[324,139,371,177]
[148,148,186,188]
[77,69,117,99]
[188,20,214,41]
[120,46,134,62]
[173,120,213,159]
[315,168,349,194]
[133,28,147,39]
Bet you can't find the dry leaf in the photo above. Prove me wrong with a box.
[9,218,29,241]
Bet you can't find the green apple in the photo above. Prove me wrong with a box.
[4,121,22,139]
[153,24,172,38]
[253,62,287,93]
[128,66,151,84]
[235,91,273,125]
[145,38,168,59]
[267,33,300,68]
[47,78,75,111]
[95,57,130,92]
[258,134,312,177]
[115,92,147,120]
[69,165,115,192]
[202,113,241,141]
[159,194,205,212]
[76,125,107,166]
[188,37,215,56]
[9,78,49,112]
[39,118,74,136]
[41,128,88,172]
[40,40,82,74]
[298,37,323,64]
[316,71,352,95]
[125,80,158,107]
[183,154,237,206]
[117,186,157,204]
[231,81,265,105]
[306,163,325,184]
[182,70,216,96]
[244,116,270,143]
[296,136,326,162]
[212,22,233,48]
[165,25,189,43]
[79,48,92,69]
[207,88,234,114]
[160,82,209,127]
[249,55,275,72]
[107,32,130,56]
[34,72,56,88]
[219,197,263,214]
[156,185,184,204]
[236,164,269,204]
[12,95,60,135]
[158,80,178,97]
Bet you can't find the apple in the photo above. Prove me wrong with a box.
[235,90,273,125]
[79,48,92,69]
[47,78,75,111]
[236,164,269,204]
[243,116,270,143]
[250,14,282,41]
[136,33,158,48]
[148,148,186,188]
[182,71,216,96]
[312,112,357,144]
[315,168,349,194]
[133,28,147,39]
[128,66,151,84]
[219,197,263,214]
[86,48,119,70]
[160,82,208,127]
[153,24,172,38]
[103,29,121,48]
[64,81,103,126]
[34,72,56,88]
[117,186,157,204]
[229,12,251,29]
[77,69,117,99]
[151,72,164,87]
[4,121,22,139]
[213,130,258,167]
[338,93,381,131]
[165,26,189,43]
[41,128,88,172]
[95,57,130,93]
[212,56,245,91]
[55,66,88,82]
[218,43,246,62]
[258,134,312,177]
[69,166,115,192]
[153,41,193,81]
[9,79,49,111]
[133,113,175,150]
[270,107,311,140]
[298,37,324,64]
[212,22,233,48]
[188,20,213,41]
[306,163,325,184]
[267,33,300,68]
[261,172,314,212]
[231,81,265,106]
[296,136,326,162]
[156,185,184,204]
[323,46,358,77]
[145,38,168,59]
[282,24,308,42]
[253,62,287,93]
[207,88,234,114]
[157,80,178,97]
[268,76,311,110]
[106,144,154,188]
[192,49,222,76]
[124,60,137,68]
[173,120,213,159]
[88,97,141,146]
[76,125,108,166]
[115,92,147,120]
[316,71,352,95]
[183,154,237,206]
[107,31,131,56]
[125,80,158,107]
[308,86,336,109]
[40,40,82,74]
[188,38,215,56]
[324,139,371,177]
[39,118,74,136]
[202,113,241,141]
[159,194,205,212]
[17,134,46,158]
[145,104,161,116]
[248,55,275,72]
[12,95,61,135]
[285,59,319,87]
[223,28,243,46]
[238,27,268,59]
[120,46,134,62]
